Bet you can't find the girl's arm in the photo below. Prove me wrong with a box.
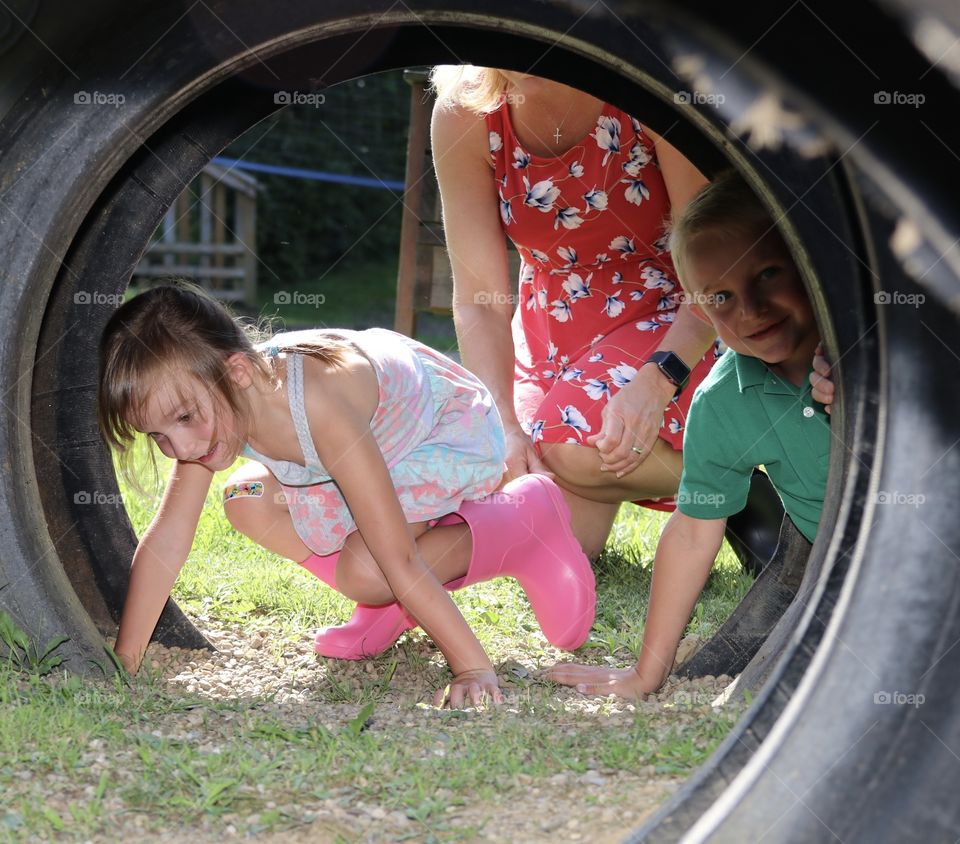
[432,101,549,481]
[314,393,501,706]
[113,459,213,673]
[544,511,725,699]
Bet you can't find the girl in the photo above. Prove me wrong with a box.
[98,282,596,707]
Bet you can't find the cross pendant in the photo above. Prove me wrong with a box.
[553,126,562,144]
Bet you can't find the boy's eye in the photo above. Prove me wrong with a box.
[712,291,730,307]
[758,266,779,281]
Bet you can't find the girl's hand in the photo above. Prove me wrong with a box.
[502,427,553,484]
[810,343,835,413]
[586,364,675,477]
[542,662,657,700]
[433,668,505,709]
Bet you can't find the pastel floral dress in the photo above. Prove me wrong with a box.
[242,328,505,555]
[485,99,720,510]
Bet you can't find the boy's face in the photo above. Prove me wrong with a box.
[682,226,819,382]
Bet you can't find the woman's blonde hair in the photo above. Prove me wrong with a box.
[668,171,774,286]
[429,65,510,114]
[98,280,349,489]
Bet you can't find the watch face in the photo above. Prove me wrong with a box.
[651,351,690,387]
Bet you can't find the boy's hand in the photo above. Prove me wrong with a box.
[542,662,658,700]
[433,668,504,709]
[810,343,834,414]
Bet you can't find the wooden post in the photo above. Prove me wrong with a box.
[394,69,432,337]
[237,193,258,307]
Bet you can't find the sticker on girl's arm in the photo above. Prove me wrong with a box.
[224,481,265,500]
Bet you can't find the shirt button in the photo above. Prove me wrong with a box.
[803,406,815,418]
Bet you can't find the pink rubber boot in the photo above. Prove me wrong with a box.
[303,474,596,658]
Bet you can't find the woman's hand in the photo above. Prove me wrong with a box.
[542,662,657,700]
[502,426,553,484]
[433,668,505,708]
[586,364,675,477]
[810,343,835,413]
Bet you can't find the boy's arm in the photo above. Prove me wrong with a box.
[113,459,213,673]
[544,511,725,698]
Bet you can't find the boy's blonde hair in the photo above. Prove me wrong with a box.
[98,280,348,488]
[669,171,774,287]
[430,65,510,114]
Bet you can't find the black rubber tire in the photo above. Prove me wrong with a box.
[0,1,957,841]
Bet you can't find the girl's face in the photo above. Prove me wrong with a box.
[134,376,242,472]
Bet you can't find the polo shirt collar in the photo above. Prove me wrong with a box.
[733,351,813,397]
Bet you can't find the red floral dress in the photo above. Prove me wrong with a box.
[485,99,720,510]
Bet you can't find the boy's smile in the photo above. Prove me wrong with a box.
[682,226,820,386]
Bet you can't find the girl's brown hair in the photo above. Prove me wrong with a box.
[98,280,349,486]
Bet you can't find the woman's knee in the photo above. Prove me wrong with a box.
[540,442,603,488]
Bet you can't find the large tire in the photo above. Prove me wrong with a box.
[0,1,956,840]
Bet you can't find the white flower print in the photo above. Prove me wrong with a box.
[554,206,584,230]
[594,253,610,265]
[630,290,644,301]
[630,116,642,134]
[523,176,560,212]
[489,131,503,153]
[609,235,636,258]
[541,368,556,380]
[530,249,549,263]
[636,319,662,332]
[537,288,548,309]
[565,437,580,444]
[653,233,669,254]
[546,341,558,362]
[668,418,683,435]
[608,363,638,388]
[513,147,531,169]
[561,367,584,382]
[592,115,621,166]
[658,311,677,324]
[622,142,652,176]
[583,378,611,401]
[562,272,592,301]
[657,295,675,311]
[604,291,625,318]
[525,290,537,310]
[590,333,605,345]
[623,178,651,206]
[530,420,545,443]
[520,263,535,284]
[558,246,578,267]
[583,188,608,211]
[499,192,514,226]
[569,160,585,178]
[550,300,573,322]
[588,351,604,363]
[612,271,623,284]
[560,405,592,437]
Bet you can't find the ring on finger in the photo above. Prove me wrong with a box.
[631,445,644,455]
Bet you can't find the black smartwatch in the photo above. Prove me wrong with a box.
[644,351,690,399]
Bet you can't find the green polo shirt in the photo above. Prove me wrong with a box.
[677,349,830,543]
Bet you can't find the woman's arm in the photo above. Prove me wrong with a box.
[113,459,213,673]
[432,101,548,479]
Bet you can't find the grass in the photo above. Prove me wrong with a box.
[1,445,753,843]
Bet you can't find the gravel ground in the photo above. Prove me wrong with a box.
[64,623,741,844]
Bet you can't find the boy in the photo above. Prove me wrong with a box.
[546,171,830,699]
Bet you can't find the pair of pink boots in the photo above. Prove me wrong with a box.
[298,474,596,658]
